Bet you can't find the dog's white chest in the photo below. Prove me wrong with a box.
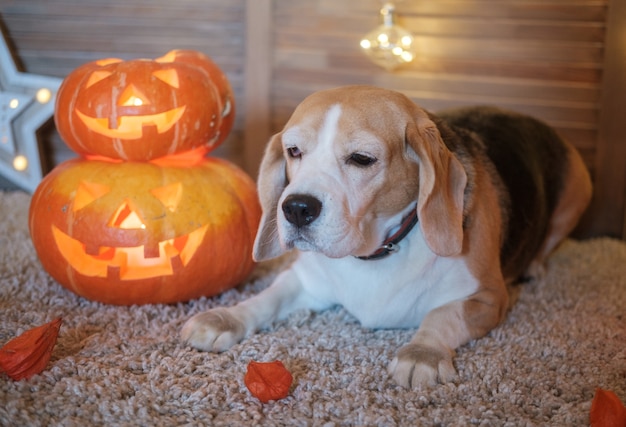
[291,227,480,329]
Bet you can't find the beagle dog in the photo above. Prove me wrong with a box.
[182,85,592,389]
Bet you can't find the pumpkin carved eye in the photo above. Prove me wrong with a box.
[109,200,145,230]
[150,182,183,212]
[85,71,113,88]
[56,50,233,161]
[152,69,180,88]
[118,84,150,107]
[73,181,111,212]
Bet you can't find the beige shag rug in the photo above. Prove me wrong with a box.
[1,190,625,426]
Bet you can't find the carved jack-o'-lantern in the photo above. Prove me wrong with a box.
[28,156,261,305]
[54,50,235,161]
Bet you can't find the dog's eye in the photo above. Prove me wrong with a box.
[286,146,302,159]
[347,153,377,167]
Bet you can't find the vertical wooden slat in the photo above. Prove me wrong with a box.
[591,0,626,238]
[243,0,272,180]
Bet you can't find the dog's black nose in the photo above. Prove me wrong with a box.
[282,194,322,227]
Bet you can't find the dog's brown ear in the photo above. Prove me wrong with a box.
[407,114,467,257]
[253,132,288,261]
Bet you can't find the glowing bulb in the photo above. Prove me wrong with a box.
[9,99,19,109]
[359,2,416,71]
[128,96,144,106]
[401,35,413,47]
[13,155,28,171]
[119,85,149,107]
[36,88,52,104]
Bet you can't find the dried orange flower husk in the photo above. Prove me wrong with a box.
[244,360,293,403]
[0,318,62,381]
[590,388,626,427]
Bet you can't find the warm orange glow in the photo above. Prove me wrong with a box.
[118,84,150,107]
[75,106,186,139]
[83,154,123,163]
[152,69,180,88]
[150,146,209,167]
[109,201,145,229]
[151,182,183,212]
[73,181,111,212]
[51,224,209,280]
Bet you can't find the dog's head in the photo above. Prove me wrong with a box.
[253,85,467,261]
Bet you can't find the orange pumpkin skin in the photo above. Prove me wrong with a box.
[170,50,235,149]
[28,157,261,305]
[54,50,235,161]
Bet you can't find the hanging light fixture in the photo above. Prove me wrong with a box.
[360,2,415,71]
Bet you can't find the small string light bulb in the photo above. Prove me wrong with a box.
[36,88,52,104]
[13,155,28,172]
[360,2,415,71]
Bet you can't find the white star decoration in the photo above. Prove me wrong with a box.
[0,30,62,192]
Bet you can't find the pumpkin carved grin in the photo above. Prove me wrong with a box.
[54,50,235,161]
[75,106,187,140]
[51,223,208,280]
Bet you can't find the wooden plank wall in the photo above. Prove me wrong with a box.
[270,0,606,170]
[0,0,247,166]
[1,0,625,237]
[263,0,624,238]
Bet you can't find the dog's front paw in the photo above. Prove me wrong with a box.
[388,343,457,389]
[181,308,246,352]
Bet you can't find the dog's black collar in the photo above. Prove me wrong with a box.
[356,208,418,261]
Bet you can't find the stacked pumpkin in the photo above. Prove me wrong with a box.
[29,50,261,305]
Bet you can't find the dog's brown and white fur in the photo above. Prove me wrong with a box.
[182,86,592,388]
